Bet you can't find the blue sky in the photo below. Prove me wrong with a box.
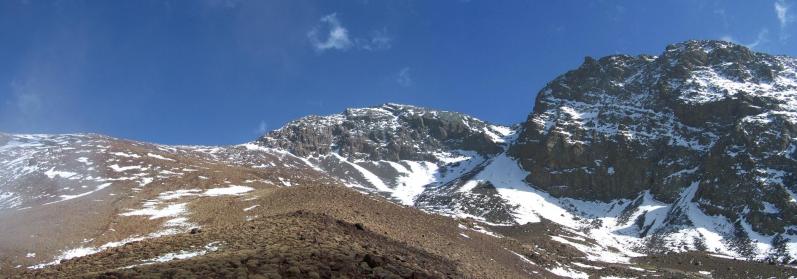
[0,0,795,145]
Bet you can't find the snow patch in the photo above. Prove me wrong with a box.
[76,157,93,165]
[571,262,602,270]
[547,265,589,279]
[121,203,187,220]
[786,187,797,204]
[332,153,392,192]
[386,161,438,205]
[44,168,78,179]
[128,242,221,268]
[551,235,630,264]
[109,164,143,172]
[158,189,202,200]
[54,183,113,203]
[203,185,254,196]
[506,249,536,266]
[147,153,175,161]
[458,223,502,238]
[110,152,140,158]
[762,202,780,214]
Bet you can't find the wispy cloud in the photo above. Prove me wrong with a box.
[3,70,78,133]
[775,0,793,41]
[308,13,353,52]
[356,28,392,51]
[722,2,791,47]
[396,67,412,87]
[746,28,770,49]
[308,13,392,53]
[1,22,89,133]
[9,80,44,116]
[255,120,268,135]
[776,0,791,28]
[714,8,730,28]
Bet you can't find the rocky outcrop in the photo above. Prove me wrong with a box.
[257,103,507,162]
[511,40,797,236]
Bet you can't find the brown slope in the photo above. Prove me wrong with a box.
[16,185,551,278]
[0,135,336,274]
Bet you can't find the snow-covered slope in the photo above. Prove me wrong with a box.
[251,41,797,264]
[0,133,144,209]
[251,103,796,264]
[256,103,515,209]
[0,133,337,271]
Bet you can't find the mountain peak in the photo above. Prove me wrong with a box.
[342,103,423,119]
[665,39,744,54]
[514,40,797,260]
[381,102,422,110]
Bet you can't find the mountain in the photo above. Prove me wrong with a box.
[2,40,797,278]
[254,41,797,264]
[255,103,521,222]
[511,40,797,259]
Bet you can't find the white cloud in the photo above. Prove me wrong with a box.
[308,13,392,53]
[746,28,770,49]
[728,1,793,47]
[356,28,392,51]
[775,0,793,41]
[255,121,268,135]
[9,80,43,116]
[775,0,791,28]
[396,67,412,87]
[308,13,353,52]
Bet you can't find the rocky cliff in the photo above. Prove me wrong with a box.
[511,40,797,247]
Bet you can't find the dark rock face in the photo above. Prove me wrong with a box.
[257,103,506,162]
[511,40,797,235]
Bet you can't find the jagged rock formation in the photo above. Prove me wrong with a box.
[258,103,507,161]
[511,40,797,258]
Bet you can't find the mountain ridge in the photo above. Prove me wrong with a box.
[2,40,797,278]
[247,40,797,262]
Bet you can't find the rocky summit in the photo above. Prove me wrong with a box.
[512,40,797,258]
[2,40,797,278]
